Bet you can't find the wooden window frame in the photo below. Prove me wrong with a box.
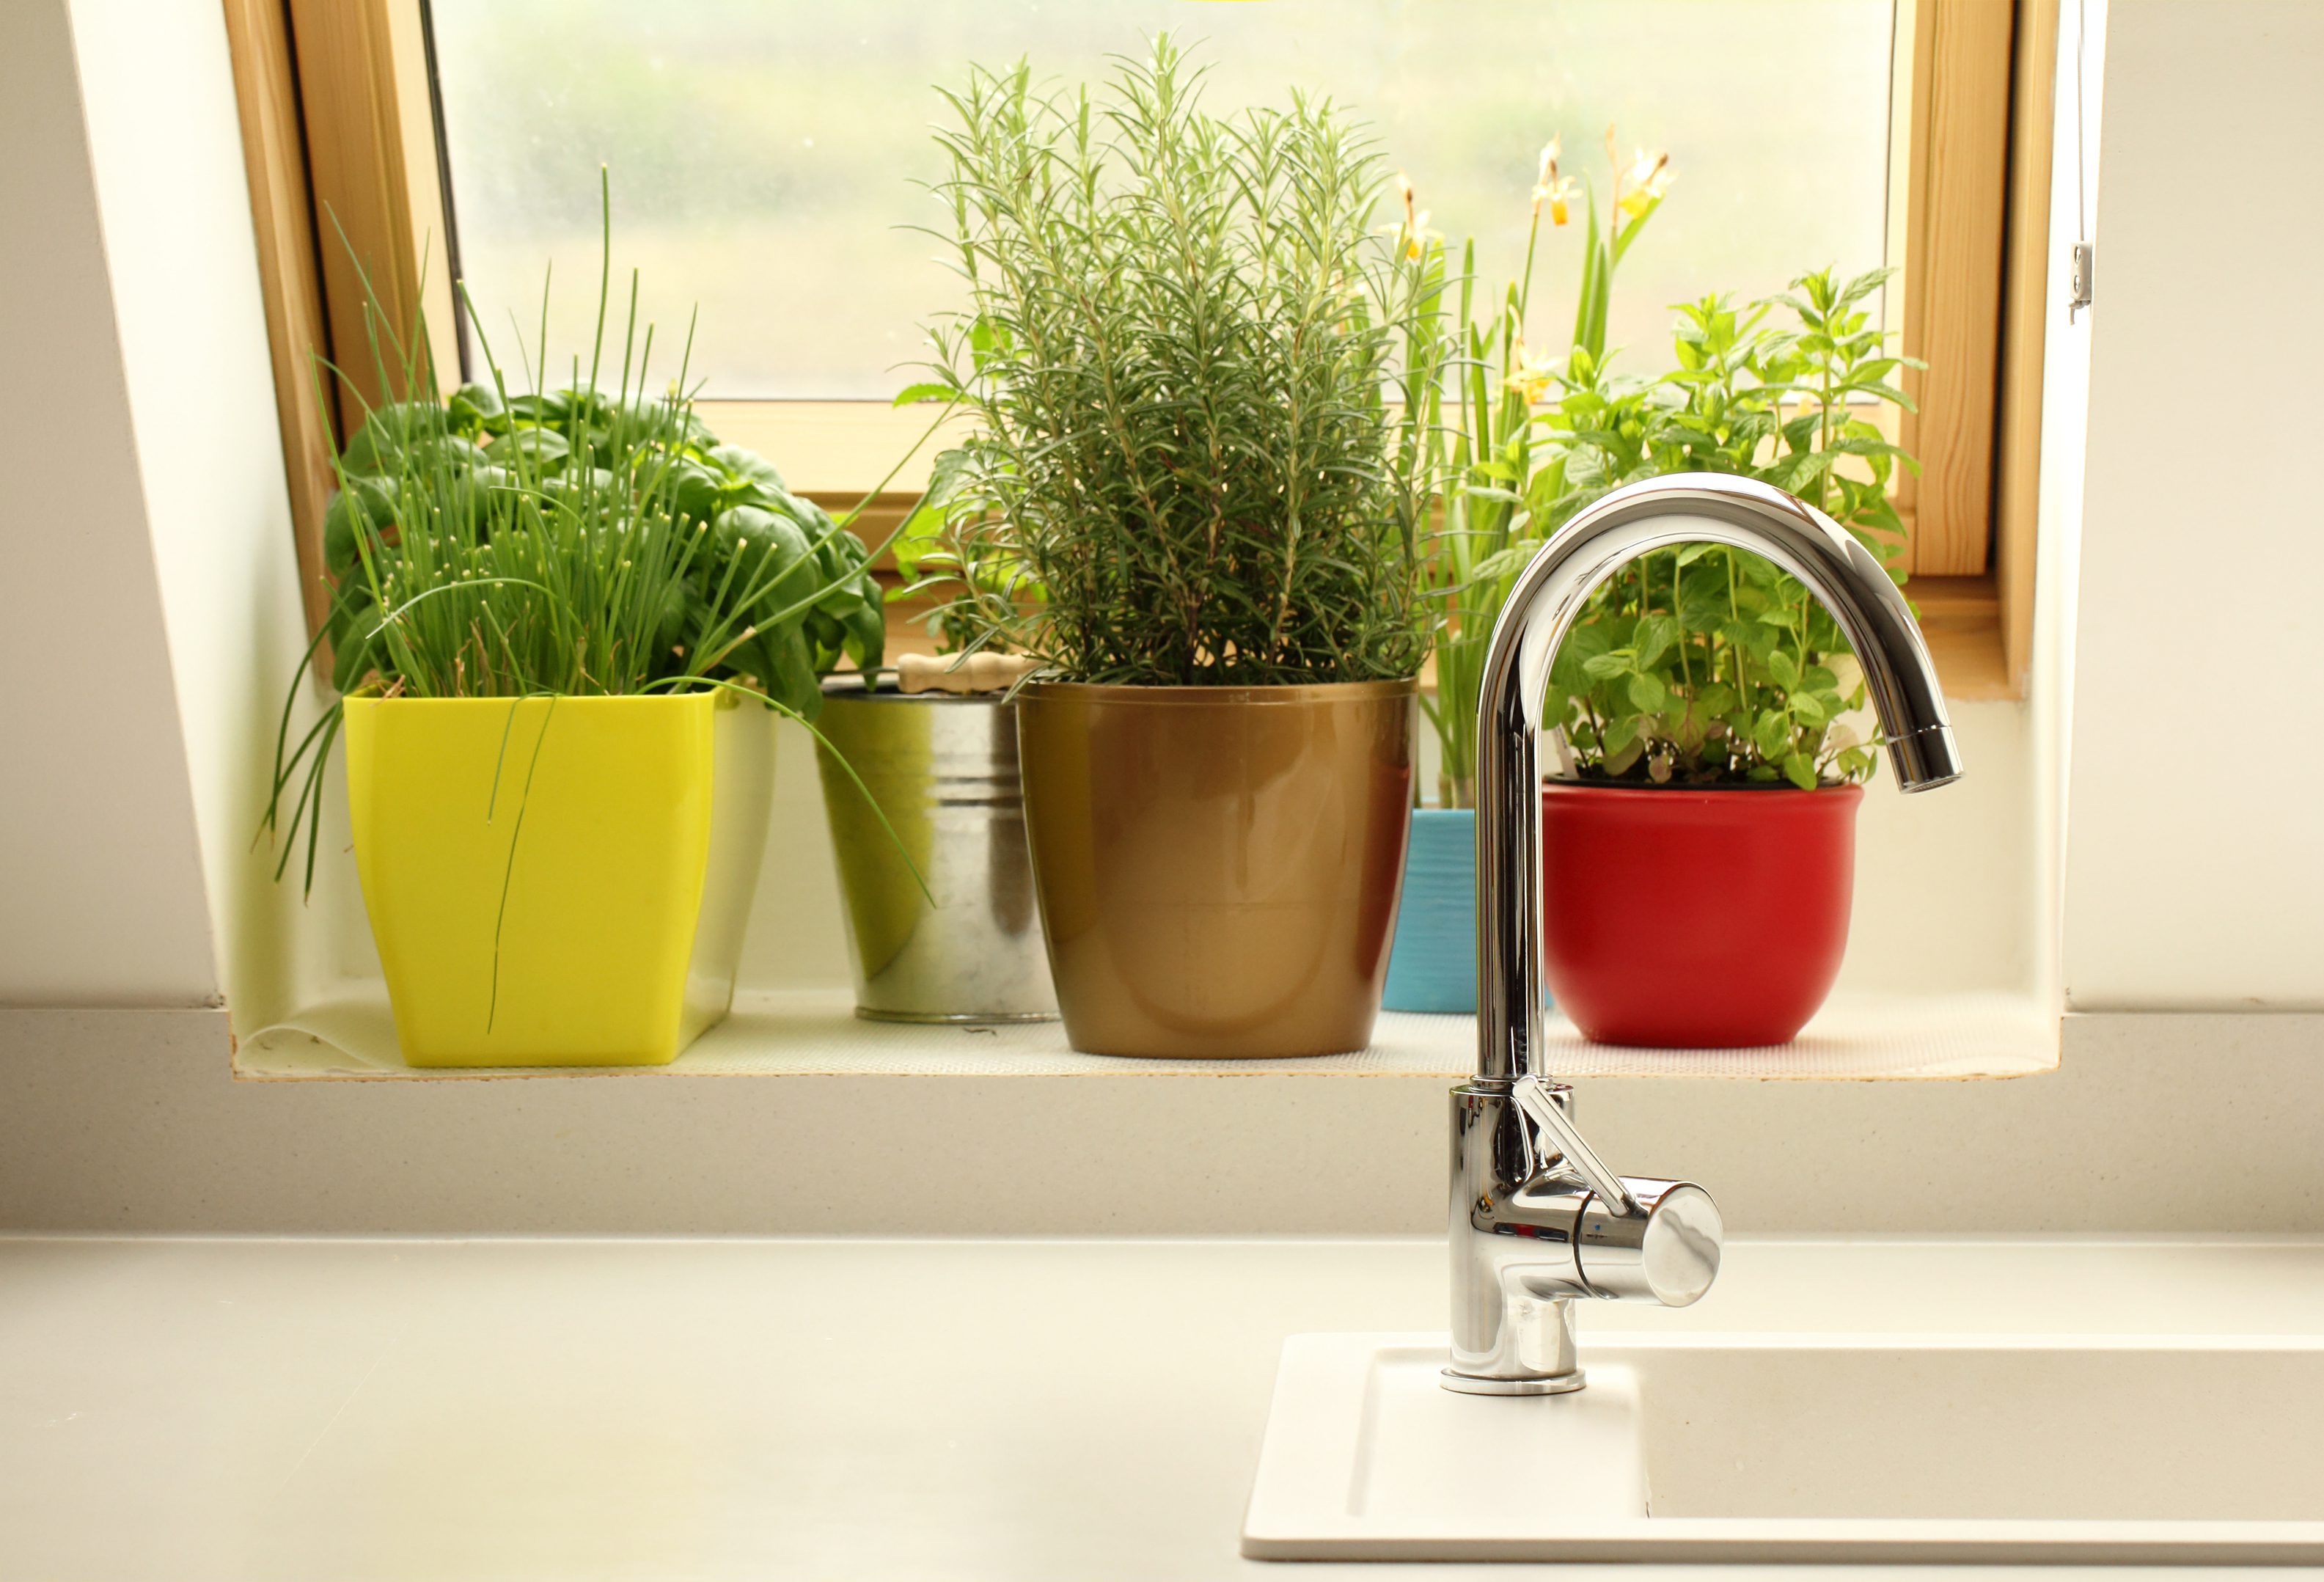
[224,0,2056,699]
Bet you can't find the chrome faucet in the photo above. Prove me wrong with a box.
[1443,473,1963,1395]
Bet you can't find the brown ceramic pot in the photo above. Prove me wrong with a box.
[1016,679,1416,1058]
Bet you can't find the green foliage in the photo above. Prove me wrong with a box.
[1415,135,1671,807]
[1399,119,1916,794]
[910,37,1434,686]
[1536,265,1921,788]
[883,426,1044,659]
[262,185,914,896]
[318,378,884,717]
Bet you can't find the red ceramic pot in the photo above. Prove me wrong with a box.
[1540,781,1862,1047]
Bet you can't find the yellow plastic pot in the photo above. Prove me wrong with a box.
[342,691,773,1066]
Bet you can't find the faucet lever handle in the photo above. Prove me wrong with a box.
[1513,1077,1641,1218]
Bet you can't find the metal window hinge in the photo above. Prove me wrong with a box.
[2069,241,2095,321]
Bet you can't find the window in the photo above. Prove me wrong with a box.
[224,0,2055,696]
[430,1,1894,400]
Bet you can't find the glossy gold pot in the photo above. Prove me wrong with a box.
[1016,679,1416,1058]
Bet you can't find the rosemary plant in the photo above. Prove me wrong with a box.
[913,37,1434,686]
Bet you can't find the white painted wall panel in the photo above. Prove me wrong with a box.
[2063,0,2324,1008]
[66,0,319,1028]
[0,0,216,1006]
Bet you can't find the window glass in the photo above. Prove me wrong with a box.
[431,0,1894,400]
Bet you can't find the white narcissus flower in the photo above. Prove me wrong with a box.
[1388,172,1439,260]
[1530,137,1579,225]
[1503,341,1564,403]
[1616,148,1673,219]
[1538,175,1578,227]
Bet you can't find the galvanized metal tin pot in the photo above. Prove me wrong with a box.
[1016,678,1417,1058]
[811,675,1058,1023]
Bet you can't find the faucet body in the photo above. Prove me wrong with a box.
[1445,474,1962,1394]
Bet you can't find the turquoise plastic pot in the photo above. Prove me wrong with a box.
[1381,808,1479,1014]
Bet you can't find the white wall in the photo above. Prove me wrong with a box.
[65,0,321,1030]
[2062,0,2324,1009]
[0,0,218,1006]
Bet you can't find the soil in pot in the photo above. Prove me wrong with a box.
[1016,679,1415,1058]
[1540,780,1860,1048]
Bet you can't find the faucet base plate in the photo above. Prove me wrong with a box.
[1440,1367,1586,1396]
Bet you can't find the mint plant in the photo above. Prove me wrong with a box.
[1538,266,1921,788]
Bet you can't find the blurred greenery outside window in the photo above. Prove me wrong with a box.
[428,0,1899,406]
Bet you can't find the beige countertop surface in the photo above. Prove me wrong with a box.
[3,1234,2321,1581]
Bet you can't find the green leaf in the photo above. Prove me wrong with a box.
[1581,652,1632,681]
[484,426,570,468]
[890,381,956,408]
[1552,623,1614,692]
[667,456,728,527]
[1632,612,1680,668]
[321,477,399,577]
[1782,752,1817,790]
[1627,672,1666,714]
[447,381,505,431]
[1767,649,1801,690]
[741,623,823,720]
[816,571,888,669]
[340,400,449,475]
[714,504,819,615]
[325,584,378,691]
[708,443,787,497]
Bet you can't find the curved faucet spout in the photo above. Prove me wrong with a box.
[1473,472,1962,1084]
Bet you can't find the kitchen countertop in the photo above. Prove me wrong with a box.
[4,1234,2321,1581]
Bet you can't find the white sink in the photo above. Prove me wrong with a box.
[1243,1331,2324,1564]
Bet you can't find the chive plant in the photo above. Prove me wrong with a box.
[265,188,937,893]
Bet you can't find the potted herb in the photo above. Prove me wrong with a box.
[1533,266,1920,1046]
[804,450,1057,1025]
[918,40,1436,1058]
[265,235,909,1067]
[1382,136,1672,1014]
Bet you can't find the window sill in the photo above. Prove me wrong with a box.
[235,988,2056,1083]
[1910,574,2013,701]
